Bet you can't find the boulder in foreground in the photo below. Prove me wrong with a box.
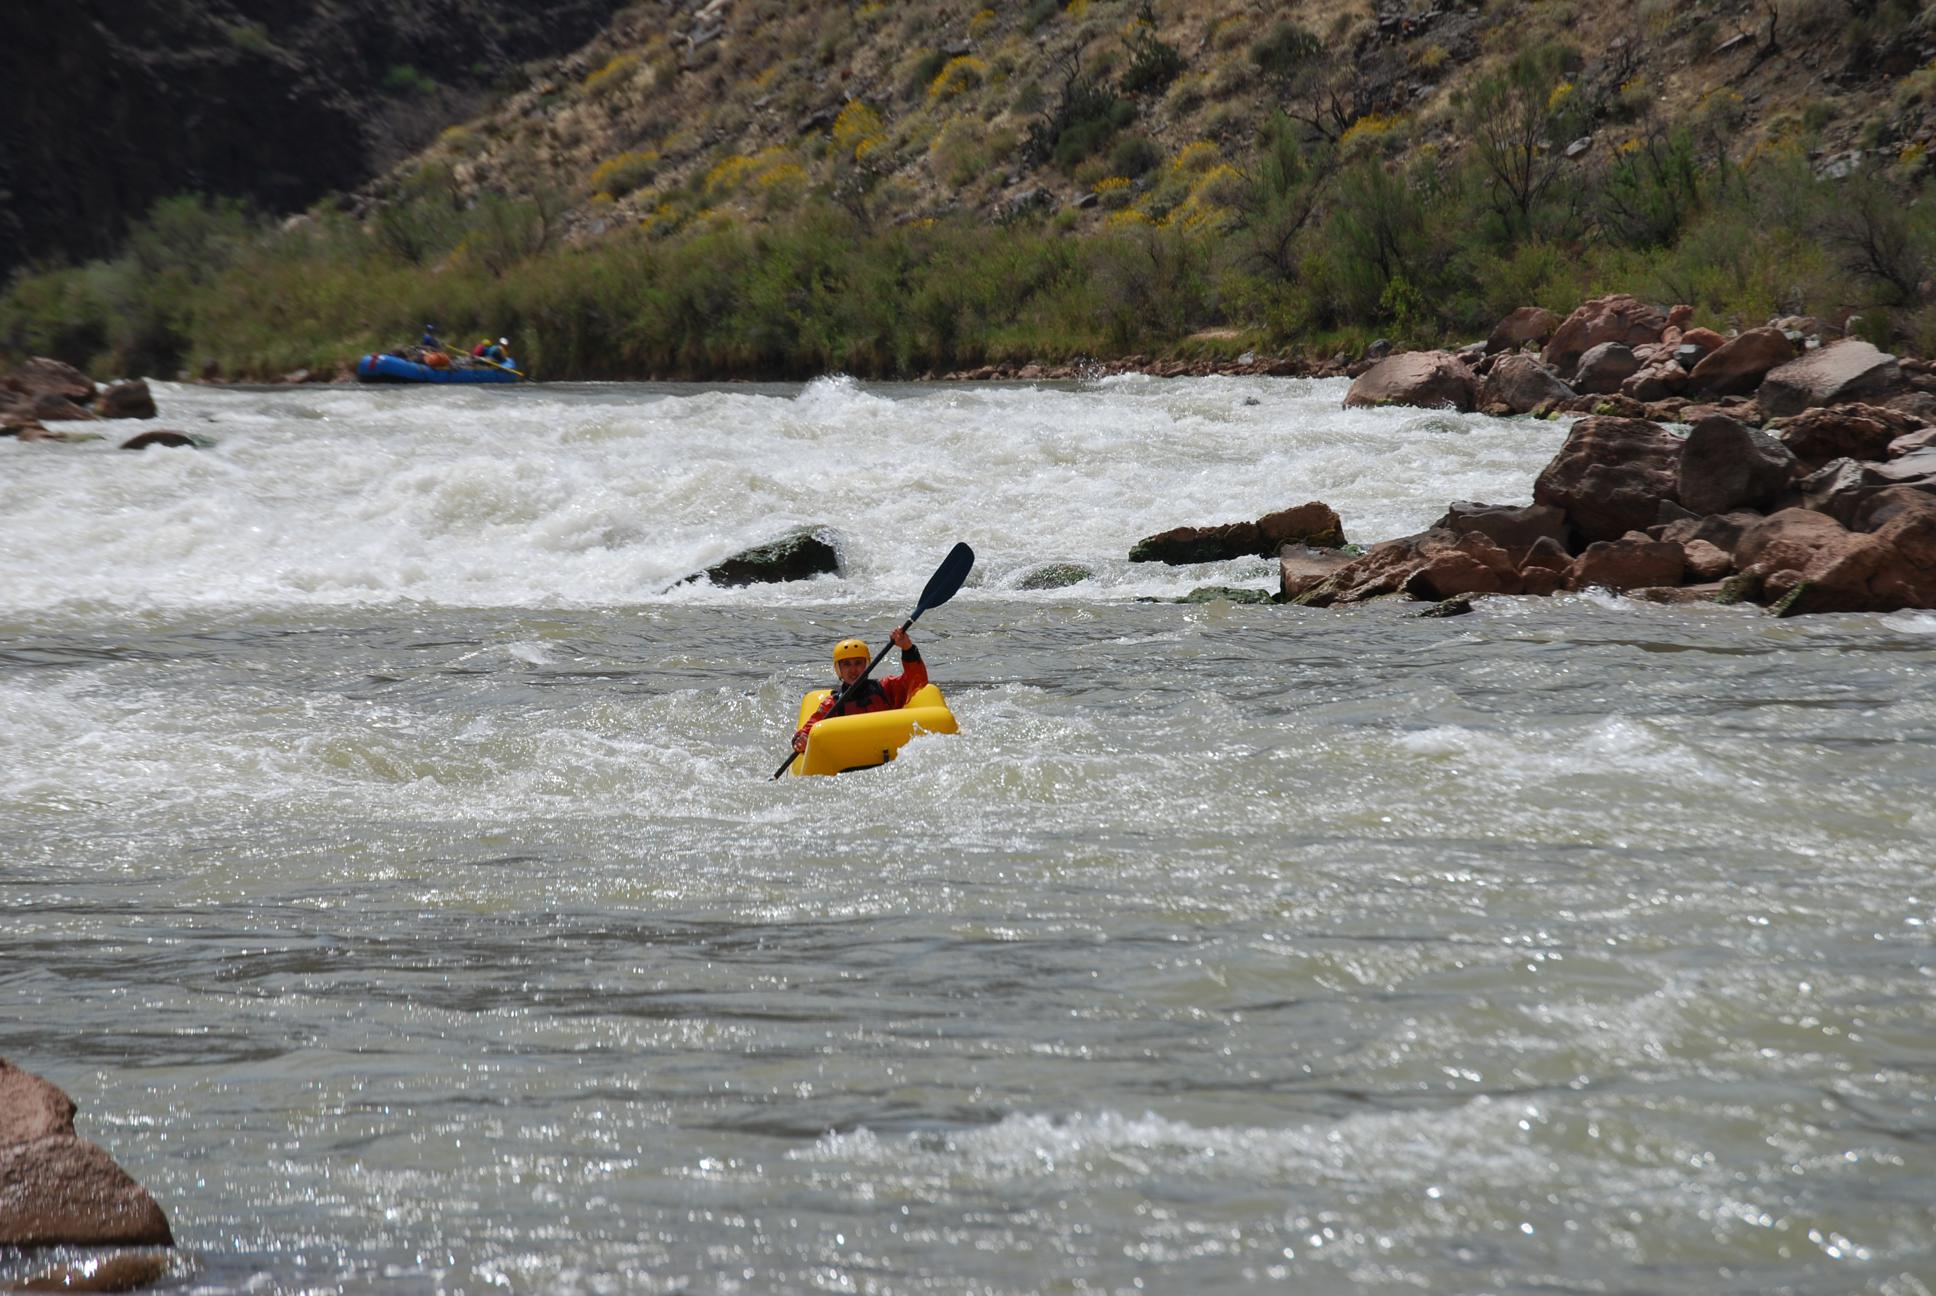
[0,1137,175,1247]
[0,1058,173,1249]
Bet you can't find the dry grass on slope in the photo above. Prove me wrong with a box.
[369,0,1936,249]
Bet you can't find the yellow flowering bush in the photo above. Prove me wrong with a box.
[927,55,988,101]
[1170,140,1222,175]
[589,151,659,199]
[834,101,885,159]
[583,53,639,98]
[1340,113,1401,148]
[704,147,802,199]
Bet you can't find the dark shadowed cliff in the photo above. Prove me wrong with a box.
[0,0,631,280]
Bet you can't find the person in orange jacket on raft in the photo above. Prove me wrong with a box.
[791,628,926,753]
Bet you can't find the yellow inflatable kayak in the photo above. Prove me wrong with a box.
[790,684,958,776]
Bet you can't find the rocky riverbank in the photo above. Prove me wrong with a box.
[0,359,199,450]
[1270,295,1936,618]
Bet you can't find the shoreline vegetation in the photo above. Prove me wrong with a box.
[7,104,1936,389]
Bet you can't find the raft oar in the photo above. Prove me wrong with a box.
[470,351,526,379]
[770,541,975,780]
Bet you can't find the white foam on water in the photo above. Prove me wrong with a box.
[793,1102,1553,1187]
[0,377,1569,617]
[1394,714,1730,788]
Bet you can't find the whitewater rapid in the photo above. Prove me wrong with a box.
[0,374,1560,615]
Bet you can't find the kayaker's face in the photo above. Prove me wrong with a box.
[835,656,865,686]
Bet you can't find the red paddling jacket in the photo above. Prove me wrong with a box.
[795,647,928,745]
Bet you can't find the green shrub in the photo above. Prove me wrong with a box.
[1027,64,1134,172]
[223,21,275,54]
[1594,126,1703,249]
[1119,2,1186,97]
[1108,133,1162,178]
[382,64,436,97]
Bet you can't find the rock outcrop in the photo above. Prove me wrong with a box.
[3,359,174,429]
[1281,312,1936,615]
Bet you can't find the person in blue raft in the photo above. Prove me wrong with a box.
[791,627,926,754]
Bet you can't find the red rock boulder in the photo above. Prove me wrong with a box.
[1477,353,1574,414]
[1402,532,1525,600]
[0,1059,172,1249]
[1542,294,1669,377]
[1343,351,1478,412]
[1622,361,1690,403]
[1279,546,1355,601]
[1734,509,1858,595]
[96,380,157,420]
[1132,502,1345,564]
[1775,494,1936,616]
[1290,529,1470,605]
[1677,415,1798,515]
[1686,327,1797,398]
[0,1059,76,1145]
[1774,403,1922,472]
[1572,341,1642,395]
[1532,415,1685,544]
[0,1137,175,1247]
[1563,532,1687,592]
[1431,500,1572,563]
[33,393,97,422]
[1757,339,1905,417]
[1485,306,1562,354]
[10,357,97,403]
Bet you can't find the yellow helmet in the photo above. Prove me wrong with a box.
[832,638,869,664]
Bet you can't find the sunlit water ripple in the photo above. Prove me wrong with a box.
[2,377,1932,1294]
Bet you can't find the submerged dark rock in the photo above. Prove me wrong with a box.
[693,528,840,586]
[1016,563,1093,590]
[118,430,198,451]
[1174,585,1275,604]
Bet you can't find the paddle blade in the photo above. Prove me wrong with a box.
[911,542,975,621]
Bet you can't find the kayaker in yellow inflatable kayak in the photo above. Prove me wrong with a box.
[792,628,927,754]
[769,542,973,780]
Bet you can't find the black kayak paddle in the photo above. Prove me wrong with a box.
[771,541,975,780]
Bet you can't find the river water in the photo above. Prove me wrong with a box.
[2,376,1932,1295]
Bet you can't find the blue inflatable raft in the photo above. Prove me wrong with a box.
[354,353,524,384]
